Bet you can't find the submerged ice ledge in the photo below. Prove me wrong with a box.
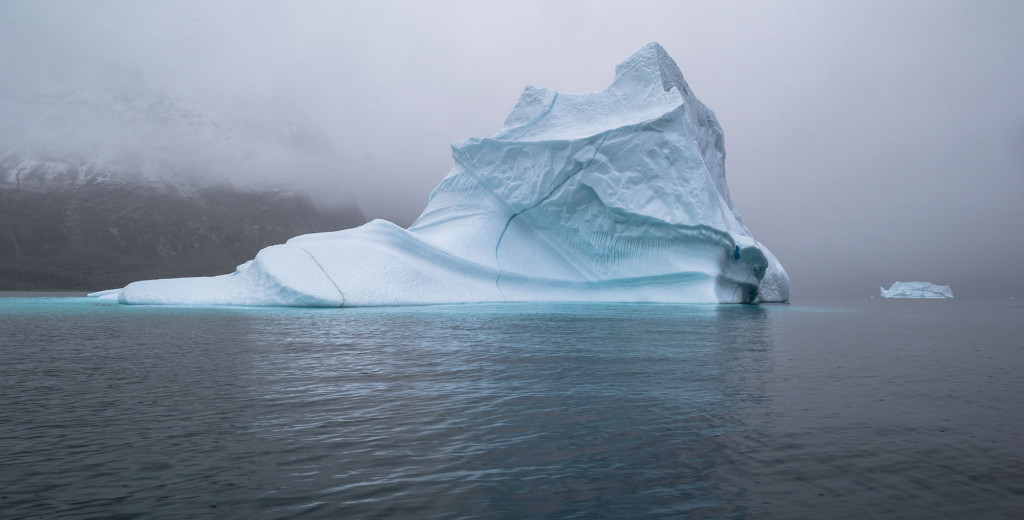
[92,43,790,307]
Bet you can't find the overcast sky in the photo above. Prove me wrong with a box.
[2,0,1022,298]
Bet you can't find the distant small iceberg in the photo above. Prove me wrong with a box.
[880,281,953,299]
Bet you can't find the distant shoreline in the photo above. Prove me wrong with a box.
[0,291,89,298]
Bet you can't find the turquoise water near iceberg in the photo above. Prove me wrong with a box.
[1,296,1022,518]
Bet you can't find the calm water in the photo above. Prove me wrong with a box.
[1,296,1022,519]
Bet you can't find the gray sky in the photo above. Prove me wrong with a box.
[2,0,1022,298]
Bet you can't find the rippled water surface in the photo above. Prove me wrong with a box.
[1,296,1022,519]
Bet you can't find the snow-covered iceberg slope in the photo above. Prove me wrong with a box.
[98,42,789,307]
[881,281,953,299]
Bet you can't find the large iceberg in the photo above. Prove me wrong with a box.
[96,42,789,307]
[881,281,953,299]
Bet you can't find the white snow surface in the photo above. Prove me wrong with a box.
[95,42,790,307]
[881,281,954,299]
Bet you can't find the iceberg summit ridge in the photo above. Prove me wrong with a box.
[881,281,953,299]
[95,42,790,306]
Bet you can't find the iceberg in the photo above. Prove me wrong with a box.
[880,281,953,299]
[95,42,789,307]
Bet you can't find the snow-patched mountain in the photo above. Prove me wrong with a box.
[0,83,364,291]
[0,81,333,191]
[101,43,789,306]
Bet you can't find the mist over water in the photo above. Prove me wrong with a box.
[4,6,1023,520]
[2,0,1023,295]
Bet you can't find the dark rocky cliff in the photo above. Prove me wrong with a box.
[0,84,368,291]
[0,183,364,291]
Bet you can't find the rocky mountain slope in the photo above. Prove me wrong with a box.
[0,178,363,291]
[0,82,364,291]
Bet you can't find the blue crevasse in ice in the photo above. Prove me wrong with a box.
[881,281,953,299]
[95,42,789,306]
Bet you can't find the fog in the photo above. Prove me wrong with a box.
[2,0,1022,297]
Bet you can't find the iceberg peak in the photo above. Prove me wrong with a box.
[496,42,700,144]
[613,42,688,93]
[99,43,790,307]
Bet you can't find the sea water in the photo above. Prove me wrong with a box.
[1,296,1022,519]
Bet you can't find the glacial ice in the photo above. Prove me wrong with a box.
[880,281,954,299]
[92,42,789,307]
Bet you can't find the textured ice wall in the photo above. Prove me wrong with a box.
[97,43,790,306]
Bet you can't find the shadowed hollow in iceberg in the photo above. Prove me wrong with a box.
[98,43,789,306]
